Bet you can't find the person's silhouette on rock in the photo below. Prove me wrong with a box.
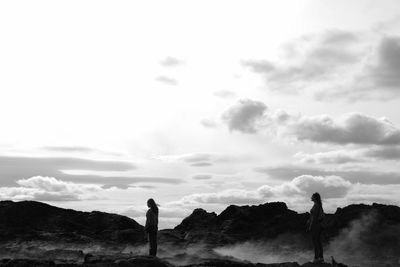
[145,198,159,257]
[307,192,324,263]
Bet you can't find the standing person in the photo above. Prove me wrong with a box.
[145,198,159,257]
[307,192,324,263]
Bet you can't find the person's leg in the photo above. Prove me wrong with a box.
[149,230,157,256]
[153,230,158,256]
[311,231,318,260]
[317,229,323,260]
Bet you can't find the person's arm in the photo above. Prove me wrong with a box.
[145,210,150,231]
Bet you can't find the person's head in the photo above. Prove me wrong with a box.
[311,192,322,205]
[147,198,158,214]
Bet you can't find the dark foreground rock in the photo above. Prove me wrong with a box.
[1,200,399,266]
[172,201,400,246]
[0,257,350,267]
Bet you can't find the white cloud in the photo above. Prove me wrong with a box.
[175,175,352,206]
[179,189,263,205]
[259,175,352,199]
[242,30,362,93]
[213,90,237,99]
[316,35,400,100]
[295,146,400,164]
[159,56,185,67]
[338,36,400,100]
[155,75,178,85]
[156,152,243,167]
[243,29,400,101]
[200,118,218,128]
[192,174,213,180]
[221,99,400,145]
[294,150,364,164]
[171,175,400,215]
[0,176,101,201]
[289,113,400,145]
[256,164,400,185]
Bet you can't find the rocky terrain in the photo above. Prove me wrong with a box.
[0,200,145,244]
[1,200,400,266]
[0,255,347,267]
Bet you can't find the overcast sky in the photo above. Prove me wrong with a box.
[1,0,400,228]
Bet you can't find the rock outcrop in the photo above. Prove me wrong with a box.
[172,201,400,246]
[1,200,399,266]
[0,200,145,244]
[0,256,347,267]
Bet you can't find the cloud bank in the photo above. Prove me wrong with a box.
[221,99,400,145]
[243,30,400,100]
[177,175,352,206]
[0,176,100,201]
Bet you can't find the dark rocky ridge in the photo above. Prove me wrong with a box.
[173,202,309,245]
[1,200,400,266]
[172,201,400,247]
[0,256,346,267]
[0,200,145,244]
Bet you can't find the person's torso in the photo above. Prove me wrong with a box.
[146,209,158,227]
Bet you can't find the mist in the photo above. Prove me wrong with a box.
[213,211,400,267]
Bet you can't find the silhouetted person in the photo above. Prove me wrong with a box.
[145,198,159,257]
[307,192,324,263]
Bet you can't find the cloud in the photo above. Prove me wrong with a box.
[192,174,213,180]
[242,29,400,100]
[156,75,178,85]
[221,99,400,146]
[242,60,275,74]
[0,176,101,201]
[200,118,218,128]
[179,189,262,205]
[289,113,400,145]
[364,146,400,159]
[42,146,96,153]
[242,30,361,92]
[295,146,400,164]
[266,175,352,199]
[316,35,400,100]
[0,155,183,188]
[213,90,236,99]
[88,176,183,189]
[159,57,184,67]
[156,152,243,168]
[221,99,267,133]
[176,175,352,206]
[41,146,122,156]
[363,36,400,88]
[174,175,400,213]
[340,36,400,100]
[180,153,214,163]
[256,164,400,185]
[157,152,214,167]
[190,162,212,167]
[294,150,364,164]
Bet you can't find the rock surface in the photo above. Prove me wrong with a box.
[0,256,349,267]
[0,200,145,244]
[1,200,400,266]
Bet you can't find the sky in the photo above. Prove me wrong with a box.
[1,0,400,229]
